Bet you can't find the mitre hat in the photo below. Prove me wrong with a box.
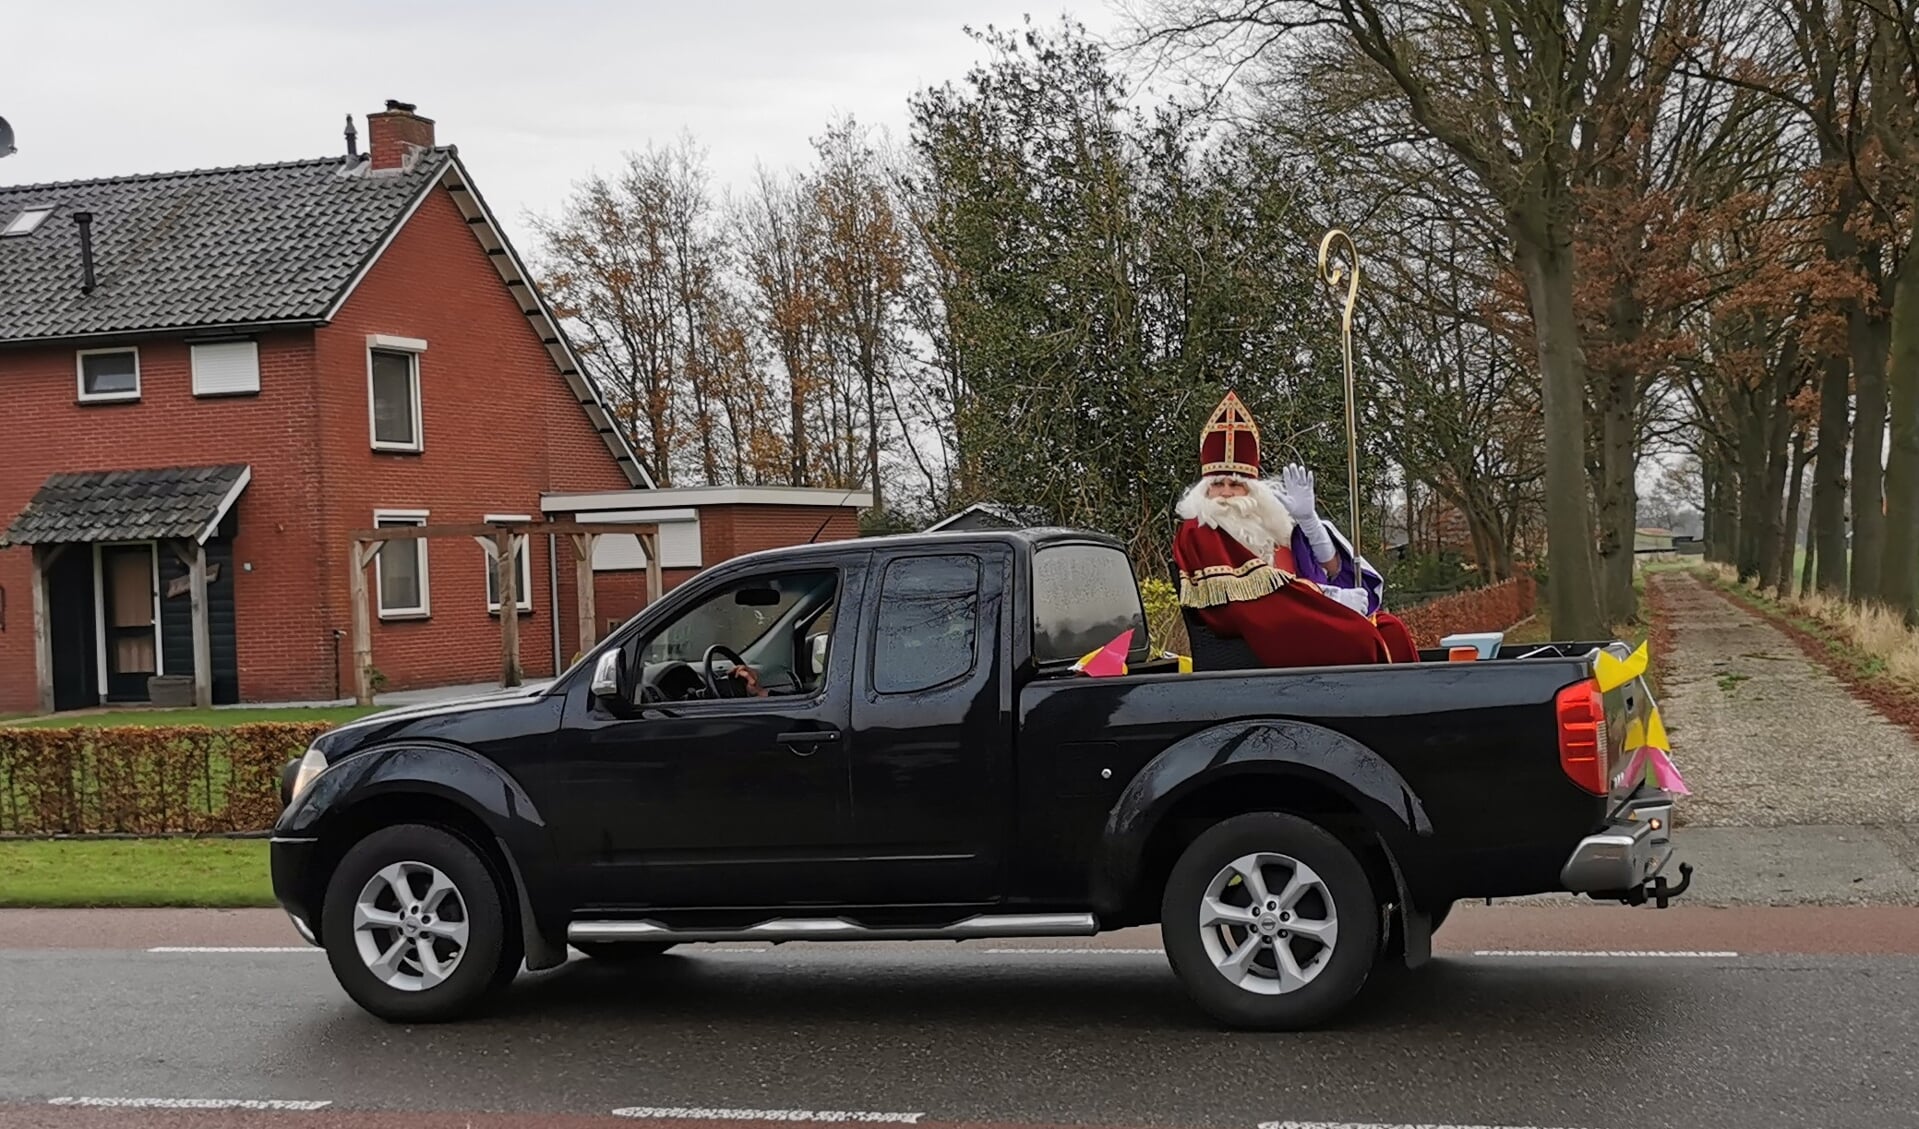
[1199,391,1261,478]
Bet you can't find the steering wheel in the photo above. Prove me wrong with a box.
[701,644,750,699]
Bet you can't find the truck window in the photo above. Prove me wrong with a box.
[640,570,836,668]
[1031,544,1148,665]
[873,554,981,694]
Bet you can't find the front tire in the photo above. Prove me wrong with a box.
[320,823,520,1023]
[1160,812,1379,1030]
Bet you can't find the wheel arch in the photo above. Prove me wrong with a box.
[1097,719,1431,927]
[285,743,566,970]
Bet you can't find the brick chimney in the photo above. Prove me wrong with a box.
[365,100,435,169]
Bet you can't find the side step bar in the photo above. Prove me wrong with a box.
[568,912,1099,945]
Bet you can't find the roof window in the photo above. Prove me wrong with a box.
[2,207,53,237]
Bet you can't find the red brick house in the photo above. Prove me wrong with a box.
[0,101,866,715]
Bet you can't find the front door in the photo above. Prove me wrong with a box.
[550,558,867,911]
[48,548,100,711]
[99,545,158,702]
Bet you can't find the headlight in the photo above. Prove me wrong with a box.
[289,746,329,804]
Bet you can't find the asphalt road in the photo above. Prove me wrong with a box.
[1,905,1917,1129]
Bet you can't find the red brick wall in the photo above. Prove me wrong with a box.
[0,331,331,712]
[311,183,631,695]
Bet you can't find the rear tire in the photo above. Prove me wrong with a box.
[320,823,520,1024]
[1160,812,1379,1030]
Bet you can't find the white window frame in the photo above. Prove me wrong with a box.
[481,537,533,613]
[190,339,261,397]
[372,509,431,620]
[367,339,426,452]
[3,207,54,237]
[76,346,141,403]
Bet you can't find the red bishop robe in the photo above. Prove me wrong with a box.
[1372,611,1418,663]
[1174,519,1394,669]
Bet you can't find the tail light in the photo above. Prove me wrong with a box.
[1556,680,1610,794]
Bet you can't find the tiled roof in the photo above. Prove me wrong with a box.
[2,464,251,546]
[0,151,448,342]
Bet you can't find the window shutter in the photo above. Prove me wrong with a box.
[192,341,261,396]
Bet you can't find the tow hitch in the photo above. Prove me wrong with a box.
[1622,861,1692,908]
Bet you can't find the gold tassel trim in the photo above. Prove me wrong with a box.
[1179,560,1294,609]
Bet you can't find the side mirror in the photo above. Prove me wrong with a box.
[809,632,830,676]
[590,650,624,702]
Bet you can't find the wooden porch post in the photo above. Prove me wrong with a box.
[170,541,214,709]
[643,531,663,609]
[571,533,598,657]
[496,530,522,688]
[350,539,376,706]
[29,543,67,715]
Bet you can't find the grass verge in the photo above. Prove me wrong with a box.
[0,838,274,907]
[1,706,374,730]
[1692,563,1919,742]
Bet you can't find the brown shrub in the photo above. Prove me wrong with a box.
[1393,575,1538,650]
[0,723,331,836]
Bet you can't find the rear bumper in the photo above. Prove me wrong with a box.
[1560,792,1683,899]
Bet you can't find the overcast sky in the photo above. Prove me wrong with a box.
[4,0,1126,248]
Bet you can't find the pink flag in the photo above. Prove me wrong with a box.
[1075,630,1134,678]
[1623,745,1693,796]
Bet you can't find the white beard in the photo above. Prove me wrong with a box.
[1177,477,1296,561]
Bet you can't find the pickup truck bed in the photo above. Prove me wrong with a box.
[272,526,1687,1031]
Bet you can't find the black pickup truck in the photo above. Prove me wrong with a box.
[271,527,1688,1029]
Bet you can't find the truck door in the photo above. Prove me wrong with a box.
[847,546,1012,905]
[551,556,867,910]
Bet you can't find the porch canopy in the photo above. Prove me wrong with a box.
[3,463,250,712]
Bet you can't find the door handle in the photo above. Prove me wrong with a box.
[777,729,841,756]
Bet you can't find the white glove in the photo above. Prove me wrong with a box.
[1319,584,1370,617]
[1273,464,1317,519]
[1275,464,1335,564]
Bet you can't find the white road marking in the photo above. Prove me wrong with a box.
[49,1097,331,1111]
[1472,950,1738,958]
[612,1107,924,1123]
[979,947,1165,954]
[1258,1122,1587,1129]
[145,946,320,953]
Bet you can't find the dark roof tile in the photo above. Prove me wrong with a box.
[3,464,251,546]
[0,151,447,342]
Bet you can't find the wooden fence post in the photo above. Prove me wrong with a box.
[350,539,375,706]
[497,530,522,688]
[572,533,598,656]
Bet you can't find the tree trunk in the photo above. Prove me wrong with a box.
[1516,237,1606,639]
[1812,348,1850,593]
[1850,299,1890,602]
[1736,392,1770,583]
[1711,460,1727,560]
[861,337,884,513]
[1776,429,1810,598]
[1880,215,1919,625]
[1755,376,1793,593]
[1593,364,1638,623]
[1801,530,1817,598]
[1815,189,1859,596]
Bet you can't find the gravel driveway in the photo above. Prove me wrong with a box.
[1654,571,1919,827]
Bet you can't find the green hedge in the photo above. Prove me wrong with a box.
[0,723,332,836]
